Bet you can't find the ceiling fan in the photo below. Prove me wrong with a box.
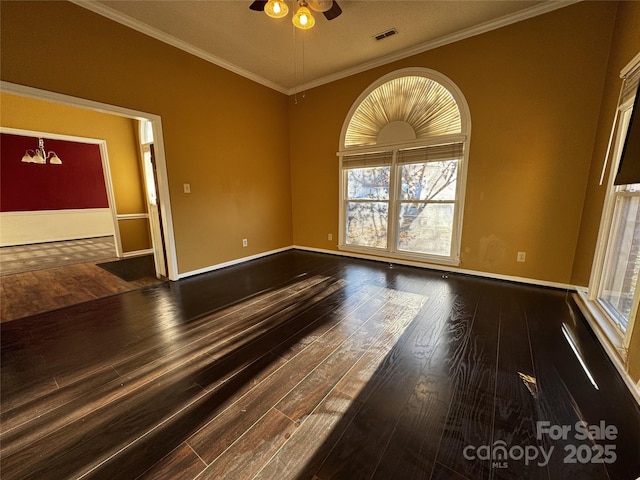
[250,0,342,29]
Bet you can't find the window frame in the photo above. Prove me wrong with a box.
[337,68,471,266]
[597,180,640,333]
[588,53,640,354]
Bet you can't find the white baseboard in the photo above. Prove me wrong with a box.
[178,244,577,290]
[293,245,578,291]
[177,246,293,279]
[122,249,154,258]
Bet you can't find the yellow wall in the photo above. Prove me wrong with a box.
[290,1,617,285]
[119,218,152,253]
[0,92,151,253]
[0,1,292,274]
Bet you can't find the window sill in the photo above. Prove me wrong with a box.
[573,289,626,361]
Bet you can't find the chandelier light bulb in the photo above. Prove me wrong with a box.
[293,4,315,29]
[265,0,289,18]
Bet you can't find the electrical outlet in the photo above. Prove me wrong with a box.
[183,183,191,194]
[517,251,526,262]
[328,233,333,241]
[242,238,248,247]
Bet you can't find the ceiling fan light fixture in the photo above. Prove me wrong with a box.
[292,3,315,29]
[307,0,332,12]
[265,0,289,19]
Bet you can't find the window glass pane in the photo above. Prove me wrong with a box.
[346,167,390,200]
[397,202,453,256]
[139,119,154,144]
[142,149,157,206]
[400,161,457,201]
[598,194,640,331]
[346,201,388,248]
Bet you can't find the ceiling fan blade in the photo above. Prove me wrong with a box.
[249,1,268,12]
[323,1,342,20]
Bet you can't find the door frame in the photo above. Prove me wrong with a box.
[0,127,122,256]
[0,81,179,280]
[139,141,168,278]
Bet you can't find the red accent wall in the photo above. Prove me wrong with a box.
[1,133,109,212]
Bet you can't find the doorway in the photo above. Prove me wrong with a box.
[0,80,177,281]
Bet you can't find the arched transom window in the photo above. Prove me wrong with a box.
[338,68,470,265]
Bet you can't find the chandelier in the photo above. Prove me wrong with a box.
[253,0,342,30]
[21,138,62,165]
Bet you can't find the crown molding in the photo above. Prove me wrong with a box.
[71,0,578,96]
[69,0,289,95]
[290,0,580,94]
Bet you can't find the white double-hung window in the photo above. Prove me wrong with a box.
[588,52,640,354]
[338,68,471,266]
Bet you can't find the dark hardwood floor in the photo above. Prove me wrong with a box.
[1,250,639,479]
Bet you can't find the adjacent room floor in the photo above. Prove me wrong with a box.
[1,250,638,479]
[0,237,162,322]
[0,236,118,276]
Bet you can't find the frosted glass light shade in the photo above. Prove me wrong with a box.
[265,0,289,18]
[49,154,62,165]
[292,5,314,29]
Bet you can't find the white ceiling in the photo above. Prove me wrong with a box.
[76,1,575,94]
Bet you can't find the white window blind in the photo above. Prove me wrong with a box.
[396,143,464,164]
[342,151,393,168]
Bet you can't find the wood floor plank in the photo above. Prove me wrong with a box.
[431,461,473,479]
[197,408,296,479]
[136,443,206,480]
[255,389,363,479]
[0,364,120,433]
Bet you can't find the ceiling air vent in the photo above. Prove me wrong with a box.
[374,28,398,41]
